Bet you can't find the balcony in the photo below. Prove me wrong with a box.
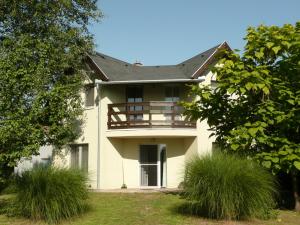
[107,101,196,129]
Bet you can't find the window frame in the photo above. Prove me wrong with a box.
[70,144,89,173]
[84,84,95,108]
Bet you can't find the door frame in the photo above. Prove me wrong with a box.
[139,144,167,189]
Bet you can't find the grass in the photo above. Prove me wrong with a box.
[0,192,300,225]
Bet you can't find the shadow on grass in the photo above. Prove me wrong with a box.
[169,201,218,219]
[170,200,278,222]
[160,192,212,219]
[159,189,184,196]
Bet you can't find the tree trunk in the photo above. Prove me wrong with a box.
[292,171,300,212]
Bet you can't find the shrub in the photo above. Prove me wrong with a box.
[183,153,277,220]
[13,165,88,224]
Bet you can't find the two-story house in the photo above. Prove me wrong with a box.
[54,42,230,189]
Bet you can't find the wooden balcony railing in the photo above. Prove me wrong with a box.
[107,101,196,129]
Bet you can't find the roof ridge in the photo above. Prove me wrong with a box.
[94,52,132,65]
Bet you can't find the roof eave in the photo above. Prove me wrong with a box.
[96,78,205,85]
[86,55,109,81]
[191,41,231,79]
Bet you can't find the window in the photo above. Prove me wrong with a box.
[84,85,94,107]
[165,86,180,120]
[165,86,180,102]
[40,157,51,166]
[70,144,89,172]
[126,86,143,120]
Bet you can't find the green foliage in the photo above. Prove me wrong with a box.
[0,163,14,191]
[183,22,300,174]
[0,1,101,186]
[183,153,277,220]
[13,165,88,224]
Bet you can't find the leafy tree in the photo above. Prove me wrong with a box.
[0,0,101,188]
[183,22,300,211]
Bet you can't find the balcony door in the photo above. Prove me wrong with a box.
[165,86,180,121]
[126,86,143,121]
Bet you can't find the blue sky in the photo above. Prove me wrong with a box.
[90,0,299,65]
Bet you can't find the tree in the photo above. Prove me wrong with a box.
[0,0,101,188]
[183,22,300,211]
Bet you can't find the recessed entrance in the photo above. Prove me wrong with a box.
[139,144,166,188]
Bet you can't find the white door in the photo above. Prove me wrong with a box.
[140,145,166,187]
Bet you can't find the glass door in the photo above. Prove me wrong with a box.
[126,86,143,121]
[140,145,158,187]
[139,144,167,187]
[165,86,180,121]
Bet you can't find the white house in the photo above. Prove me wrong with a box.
[54,42,231,189]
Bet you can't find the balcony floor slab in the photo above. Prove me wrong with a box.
[106,128,198,138]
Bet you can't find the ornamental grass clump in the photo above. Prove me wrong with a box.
[14,165,88,224]
[183,153,277,220]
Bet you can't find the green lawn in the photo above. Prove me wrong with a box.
[0,192,299,225]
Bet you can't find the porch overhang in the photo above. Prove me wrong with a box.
[106,128,198,138]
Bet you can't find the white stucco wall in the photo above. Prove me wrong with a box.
[100,137,196,189]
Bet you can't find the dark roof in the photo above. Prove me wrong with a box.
[88,42,228,82]
[179,45,221,77]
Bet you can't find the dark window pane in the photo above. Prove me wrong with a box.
[141,165,157,186]
[140,145,157,164]
[173,87,179,98]
[165,87,172,98]
[165,86,180,101]
[127,86,143,99]
[126,86,143,120]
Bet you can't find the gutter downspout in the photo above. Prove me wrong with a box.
[95,79,102,189]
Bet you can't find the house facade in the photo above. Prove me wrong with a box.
[54,42,230,189]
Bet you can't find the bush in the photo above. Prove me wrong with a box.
[13,165,88,224]
[183,153,277,220]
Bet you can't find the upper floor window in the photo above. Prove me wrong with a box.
[165,86,180,102]
[126,85,143,121]
[84,85,94,107]
[165,86,180,120]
